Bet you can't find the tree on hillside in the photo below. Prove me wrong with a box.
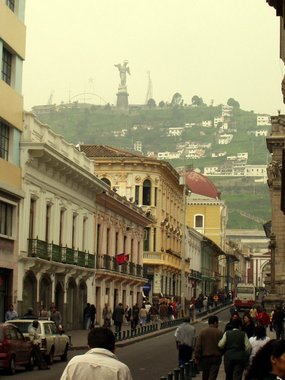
[147,98,156,108]
[158,100,165,108]
[191,95,204,106]
[171,92,183,107]
[227,98,240,109]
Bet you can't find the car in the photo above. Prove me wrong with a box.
[7,319,69,365]
[0,322,35,375]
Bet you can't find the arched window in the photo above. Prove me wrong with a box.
[143,179,151,206]
[101,177,111,187]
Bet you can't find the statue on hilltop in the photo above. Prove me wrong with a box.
[114,60,130,88]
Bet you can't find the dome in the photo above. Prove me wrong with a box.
[185,170,220,199]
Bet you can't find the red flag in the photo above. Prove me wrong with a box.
[115,253,129,265]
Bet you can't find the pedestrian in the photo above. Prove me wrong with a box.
[149,303,159,322]
[28,320,50,370]
[175,316,196,366]
[60,327,133,380]
[5,304,18,321]
[224,311,242,332]
[112,303,124,333]
[271,304,285,339]
[24,307,37,318]
[245,339,285,380]
[194,315,223,380]
[131,303,139,330]
[83,303,91,330]
[256,308,270,329]
[188,298,195,322]
[139,304,148,326]
[89,304,96,329]
[50,305,63,331]
[102,303,112,328]
[248,325,270,365]
[218,318,251,380]
[124,305,131,324]
[38,305,48,318]
[167,303,174,321]
[242,313,255,338]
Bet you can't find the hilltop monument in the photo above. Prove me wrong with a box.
[115,60,130,109]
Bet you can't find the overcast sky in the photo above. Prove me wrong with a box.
[23,1,284,115]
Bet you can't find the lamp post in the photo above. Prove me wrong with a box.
[269,232,276,294]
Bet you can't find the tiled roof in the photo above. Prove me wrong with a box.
[79,144,142,158]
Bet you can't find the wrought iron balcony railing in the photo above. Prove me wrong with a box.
[28,238,95,269]
[28,239,143,277]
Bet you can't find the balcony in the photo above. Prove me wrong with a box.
[28,238,143,277]
[96,254,144,277]
[28,238,95,269]
[189,269,202,280]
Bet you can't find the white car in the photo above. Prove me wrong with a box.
[7,319,69,364]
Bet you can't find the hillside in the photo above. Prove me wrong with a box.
[33,103,272,230]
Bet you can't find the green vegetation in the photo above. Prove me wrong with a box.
[34,103,272,230]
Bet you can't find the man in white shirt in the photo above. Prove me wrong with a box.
[60,327,133,380]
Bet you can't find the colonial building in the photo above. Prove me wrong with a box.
[78,145,186,303]
[18,114,150,329]
[0,1,26,321]
[184,170,229,292]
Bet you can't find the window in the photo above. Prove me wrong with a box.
[115,232,119,254]
[154,187,158,206]
[0,200,13,236]
[195,215,204,228]
[96,224,101,254]
[72,213,77,249]
[143,179,151,206]
[45,204,51,242]
[29,199,36,239]
[2,47,12,85]
[106,228,110,254]
[123,235,127,252]
[59,209,65,245]
[153,227,156,251]
[144,227,150,251]
[101,177,111,187]
[0,120,9,161]
[82,217,87,252]
[135,185,140,205]
[6,0,15,11]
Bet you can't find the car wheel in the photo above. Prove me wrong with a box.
[26,352,35,370]
[46,347,54,365]
[8,356,16,375]
[61,343,69,361]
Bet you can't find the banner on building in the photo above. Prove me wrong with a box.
[115,253,129,265]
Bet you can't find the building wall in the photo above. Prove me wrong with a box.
[0,0,26,322]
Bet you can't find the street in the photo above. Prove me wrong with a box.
[0,308,230,380]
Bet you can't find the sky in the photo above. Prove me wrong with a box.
[23,0,285,115]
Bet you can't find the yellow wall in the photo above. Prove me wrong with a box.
[0,159,21,189]
[0,3,26,59]
[0,81,23,130]
[186,203,222,246]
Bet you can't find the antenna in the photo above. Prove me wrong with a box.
[145,71,153,104]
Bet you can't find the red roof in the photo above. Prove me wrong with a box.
[185,171,220,199]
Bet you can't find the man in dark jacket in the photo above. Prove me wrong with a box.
[112,303,125,333]
[218,318,251,380]
[272,304,285,339]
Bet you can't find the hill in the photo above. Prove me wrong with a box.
[32,103,272,230]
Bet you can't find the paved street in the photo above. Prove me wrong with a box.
[0,307,276,380]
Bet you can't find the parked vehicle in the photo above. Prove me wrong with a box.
[0,322,35,375]
[234,283,256,310]
[7,319,69,364]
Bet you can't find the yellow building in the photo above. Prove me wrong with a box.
[0,1,26,321]
[184,170,228,293]
[78,145,187,303]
